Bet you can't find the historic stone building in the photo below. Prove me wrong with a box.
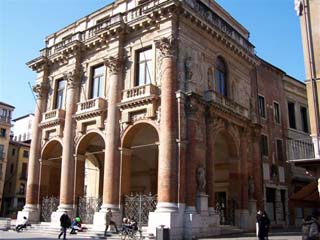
[20,0,309,238]
[0,102,14,212]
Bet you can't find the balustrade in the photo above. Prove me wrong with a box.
[122,84,158,102]
[76,98,107,114]
[286,138,315,160]
[204,90,249,118]
[42,109,66,122]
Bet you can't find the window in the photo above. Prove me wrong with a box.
[23,150,29,158]
[12,148,16,156]
[0,128,6,137]
[136,48,152,86]
[215,56,227,97]
[19,183,25,195]
[0,108,11,123]
[20,163,28,180]
[0,144,4,160]
[273,102,280,124]
[10,163,14,174]
[55,79,66,109]
[261,135,268,157]
[258,95,266,118]
[91,65,105,98]
[288,102,296,129]
[276,139,283,163]
[300,106,309,133]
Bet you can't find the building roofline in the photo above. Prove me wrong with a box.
[0,101,15,109]
[13,113,35,122]
[9,140,31,147]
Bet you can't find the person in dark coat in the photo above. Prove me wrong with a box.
[262,211,270,240]
[256,210,268,240]
[59,211,71,239]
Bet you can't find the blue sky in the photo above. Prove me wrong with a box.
[0,0,305,118]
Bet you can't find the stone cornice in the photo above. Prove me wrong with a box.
[26,56,49,73]
[118,96,159,110]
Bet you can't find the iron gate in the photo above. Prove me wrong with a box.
[76,196,102,224]
[40,196,59,222]
[123,193,157,226]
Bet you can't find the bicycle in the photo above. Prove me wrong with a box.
[120,226,143,240]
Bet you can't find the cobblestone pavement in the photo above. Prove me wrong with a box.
[0,229,303,240]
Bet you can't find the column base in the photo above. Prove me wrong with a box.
[155,202,178,213]
[18,204,40,224]
[93,205,121,231]
[51,204,75,226]
[148,203,184,239]
[183,208,220,240]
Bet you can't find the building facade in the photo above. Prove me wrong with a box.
[20,0,311,238]
[12,114,34,143]
[0,102,15,212]
[1,141,30,217]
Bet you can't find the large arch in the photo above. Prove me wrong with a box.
[121,122,159,196]
[40,139,63,199]
[75,131,105,199]
[213,129,239,225]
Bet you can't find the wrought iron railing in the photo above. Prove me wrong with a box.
[123,193,157,226]
[76,196,102,224]
[40,196,59,222]
[286,138,315,160]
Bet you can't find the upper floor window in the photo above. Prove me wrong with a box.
[261,135,268,157]
[20,162,28,180]
[258,95,266,119]
[300,106,309,133]
[273,102,280,124]
[276,139,284,163]
[0,144,4,160]
[12,148,16,156]
[90,65,105,98]
[215,56,227,97]
[288,102,296,129]
[23,150,29,158]
[0,128,6,138]
[136,48,152,86]
[0,108,11,123]
[55,79,66,109]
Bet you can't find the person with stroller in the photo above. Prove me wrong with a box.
[70,216,82,234]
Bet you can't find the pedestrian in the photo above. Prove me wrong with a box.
[104,208,118,237]
[262,211,270,240]
[256,210,267,240]
[58,211,71,239]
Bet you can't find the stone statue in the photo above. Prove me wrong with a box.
[184,57,193,81]
[196,165,206,193]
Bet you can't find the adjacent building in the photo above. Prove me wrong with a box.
[1,141,30,217]
[0,102,15,212]
[12,114,34,143]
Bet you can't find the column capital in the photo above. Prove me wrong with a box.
[155,35,177,58]
[33,82,49,99]
[104,55,122,74]
[64,70,80,89]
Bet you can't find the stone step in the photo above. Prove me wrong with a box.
[220,224,244,235]
[0,218,11,231]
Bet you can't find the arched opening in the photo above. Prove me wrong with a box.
[121,123,159,225]
[213,130,238,225]
[76,132,105,199]
[121,123,159,195]
[40,140,63,199]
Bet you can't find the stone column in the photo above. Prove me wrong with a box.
[102,55,122,209]
[93,56,122,228]
[19,81,48,223]
[53,70,80,220]
[155,36,178,212]
[206,115,215,212]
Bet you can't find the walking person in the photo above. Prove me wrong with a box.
[58,211,71,239]
[256,210,267,240]
[262,211,270,240]
[104,208,118,237]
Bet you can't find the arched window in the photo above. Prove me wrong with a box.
[215,56,227,97]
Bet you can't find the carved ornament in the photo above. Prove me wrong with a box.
[104,55,122,74]
[64,70,80,89]
[155,36,177,58]
[33,82,49,99]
